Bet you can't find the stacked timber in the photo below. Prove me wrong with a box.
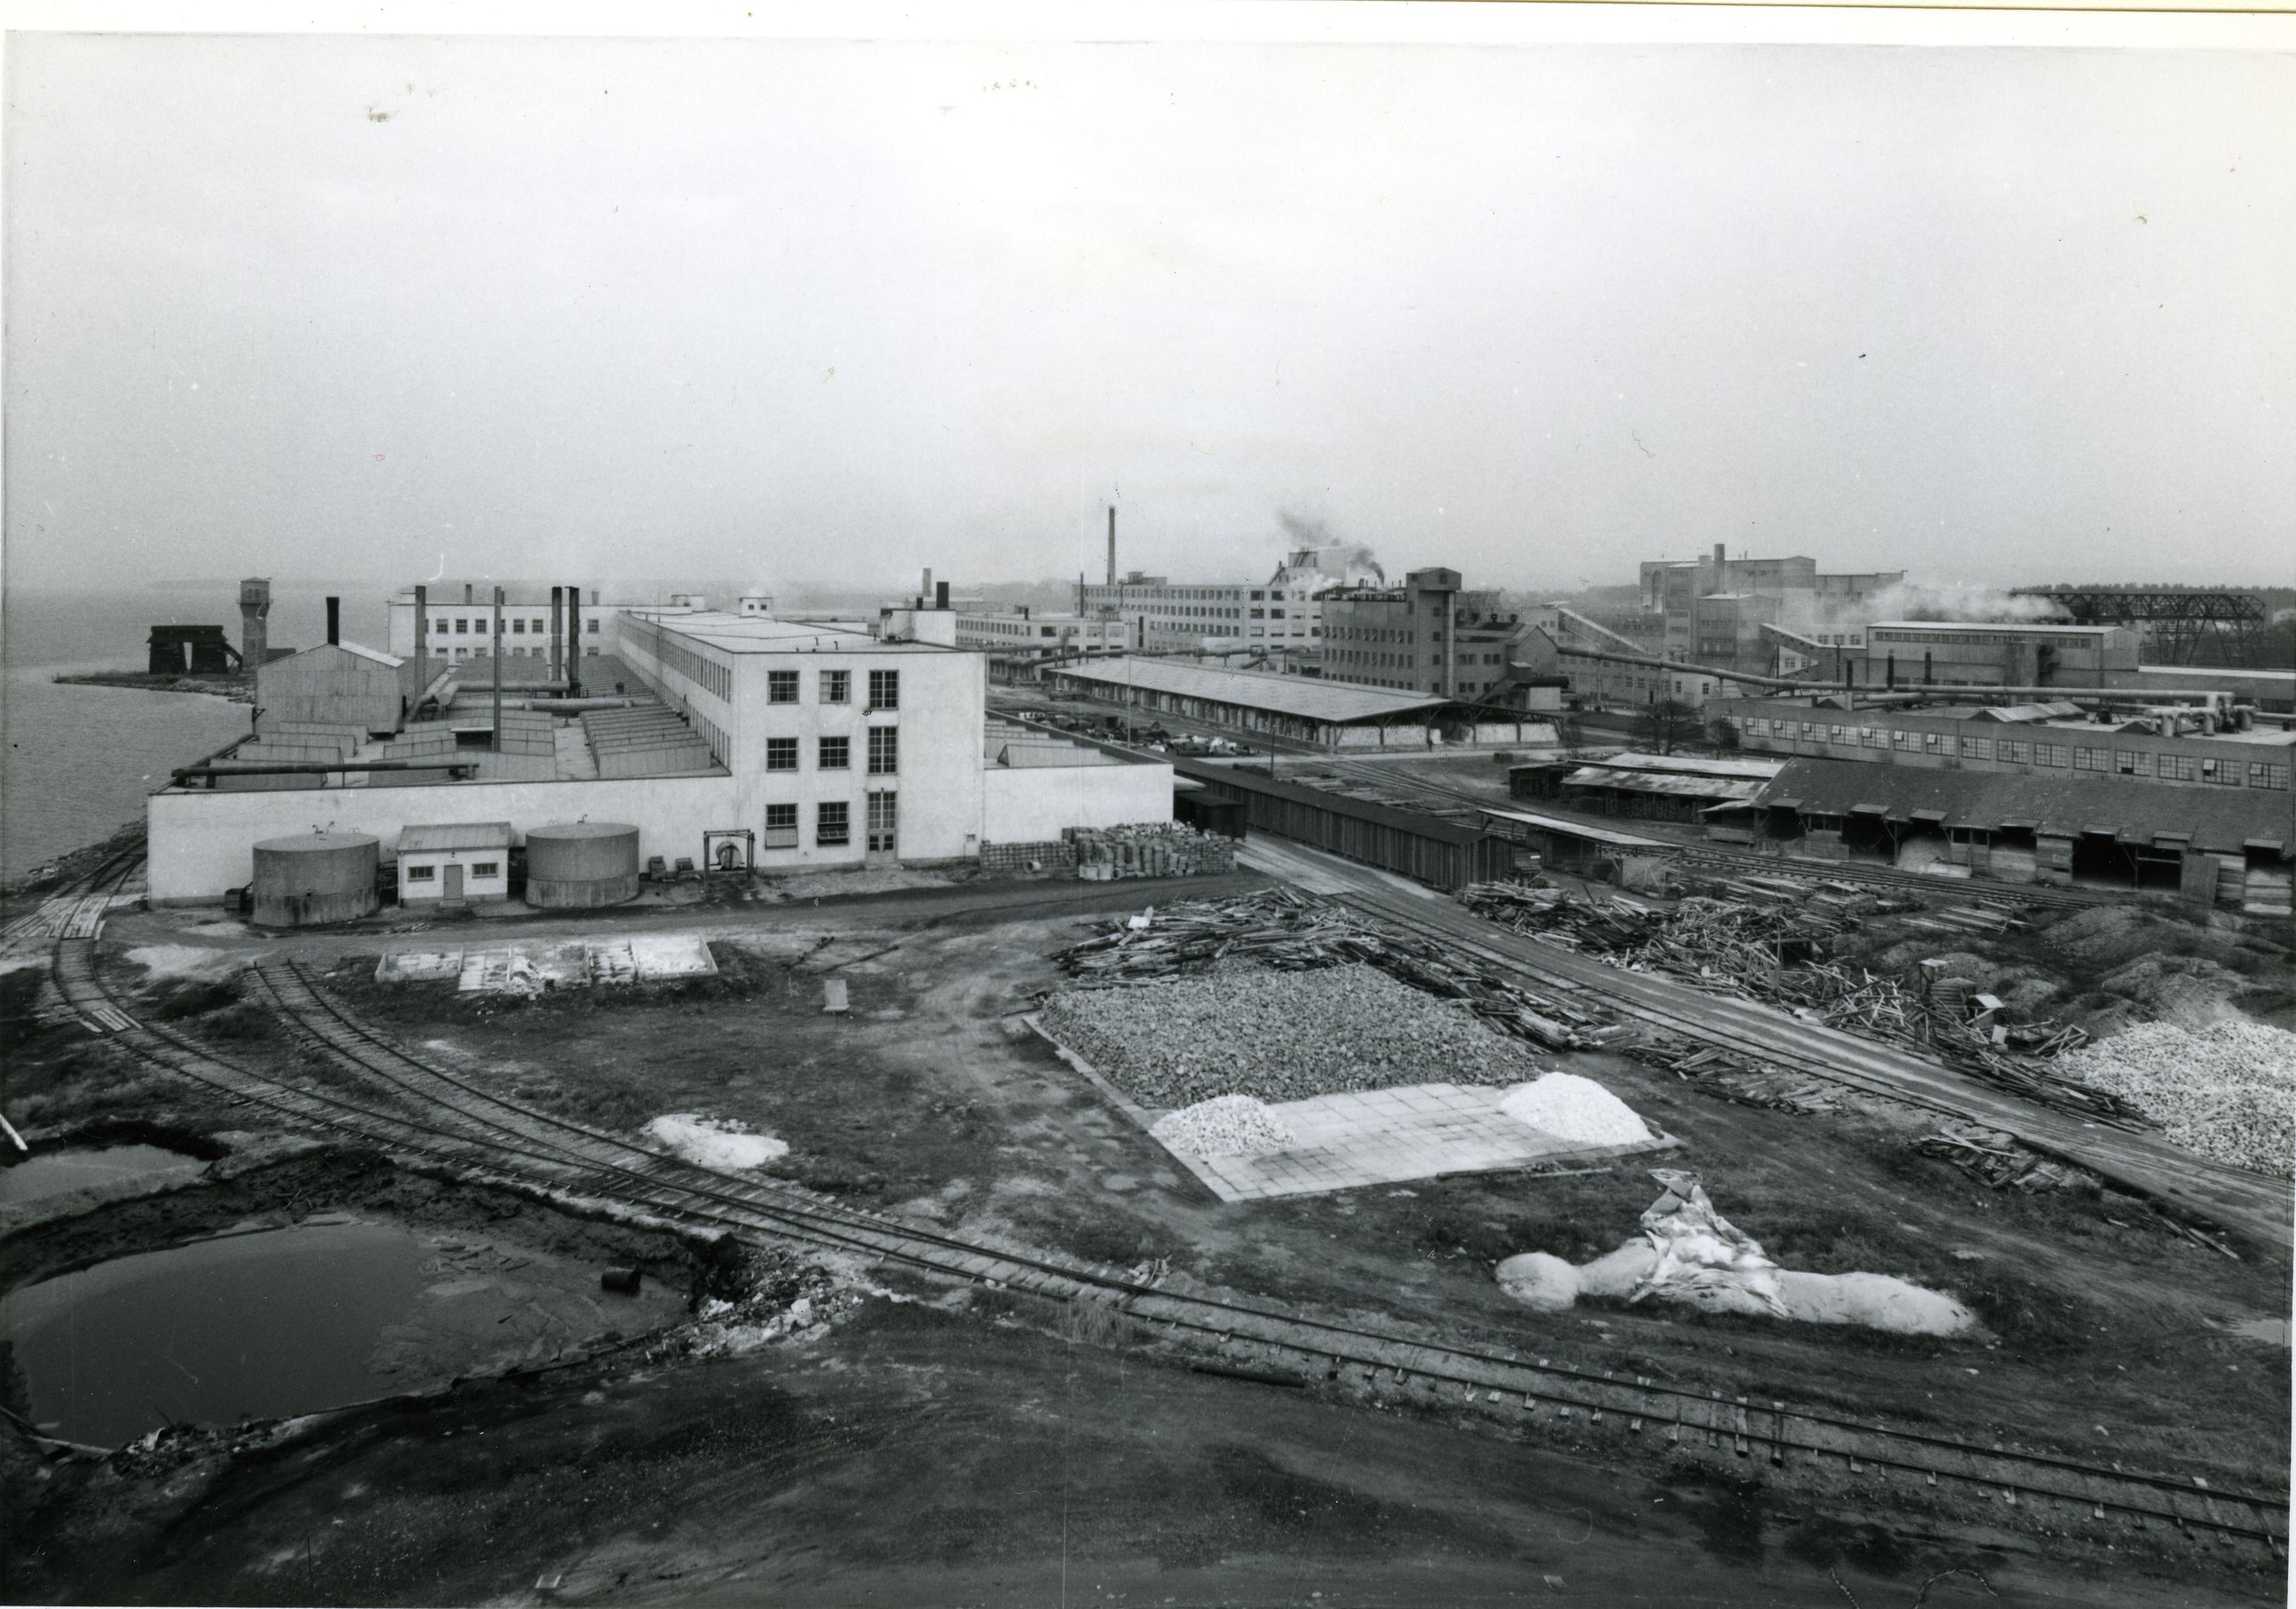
[1069,822,1236,881]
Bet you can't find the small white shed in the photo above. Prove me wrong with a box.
[396,821,515,904]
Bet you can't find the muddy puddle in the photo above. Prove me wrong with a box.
[0,1221,430,1447]
[0,1144,210,1205]
[0,1211,693,1448]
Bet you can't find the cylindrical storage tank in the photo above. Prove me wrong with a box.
[250,833,379,928]
[524,821,641,909]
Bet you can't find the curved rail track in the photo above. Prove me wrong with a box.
[29,855,2290,1554]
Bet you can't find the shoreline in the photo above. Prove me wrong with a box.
[51,672,252,705]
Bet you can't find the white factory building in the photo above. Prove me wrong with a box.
[147,590,1173,904]
[951,608,1130,680]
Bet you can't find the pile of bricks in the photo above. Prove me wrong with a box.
[1068,822,1236,881]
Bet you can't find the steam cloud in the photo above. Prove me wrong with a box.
[1837,581,2069,627]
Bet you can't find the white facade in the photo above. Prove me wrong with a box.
[954,611,1129,672]
[616,608,988,870]
[384,590,653,664]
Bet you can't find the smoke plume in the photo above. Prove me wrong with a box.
[1836,581,2069,627]
[1276,509,1383,591]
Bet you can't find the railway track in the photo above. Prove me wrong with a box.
[23,880,2284,1552]
[1339,887,2294,1249]
[1312,759,2119,911]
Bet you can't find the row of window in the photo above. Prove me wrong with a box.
[433,616,599,636]
[762,792,898,850]
[758,730,898,774]
[403,860,499,883]
[1737,716,2292,790]
[431,645,600,658]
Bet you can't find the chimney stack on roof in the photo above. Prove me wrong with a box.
[326,597,341,647]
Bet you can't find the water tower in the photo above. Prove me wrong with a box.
[239,577,272,664]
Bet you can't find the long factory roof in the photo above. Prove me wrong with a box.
[1736,757,2291,857]
[633,609,952,655]
[1050,657,1449,724]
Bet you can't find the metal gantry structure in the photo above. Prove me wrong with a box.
[2009,586,2272,665]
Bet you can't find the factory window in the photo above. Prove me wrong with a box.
[2200,758,2242,787]
[1891,731,1917,752]
[1960,736,1993,761]
[867,727,899,774]
[2072,747,2109,772]
[531,618,543,632]
[1922,733,1945,753]
[406,864,435,882]
[2158,754,2196,781]
[868,669,899,709]
[1269,609,1285,620]
[2033,744,2069,767]
[866,791,897,852]
[2003,740,2031,763]
[456,619,469,633]
[434,618,449,633]
[1042,625,1056,638]
[819,736,849,770]
[765,738,798,771]
[470,862,500,879]
[2250,762,2291,791]
[2116,750,2151,777]
[1250,608,1264,620]
[586,645,599,656]
[768,669,799,704]
[586,619,600,632]
[512,619,525,634]
[764,803,799,848]
[1251,590,1265,601]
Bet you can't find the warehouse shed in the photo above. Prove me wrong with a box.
[396,821,514,904]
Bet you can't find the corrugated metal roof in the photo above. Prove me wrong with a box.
[1051,658,1448,724]
[398,821,514,853]
[1477,805,1678,850]
[1747,757,2291,858]
[1561,765,1768,802]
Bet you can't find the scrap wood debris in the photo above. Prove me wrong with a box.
[1913,1122,2093,1192]
[1457,882,2143,1129]
[1049,887,1614,1053]
[1628,1036,1851,1115]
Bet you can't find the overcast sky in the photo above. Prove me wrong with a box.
[6,31,2292,597]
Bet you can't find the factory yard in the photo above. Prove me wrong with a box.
[2,846,2289,1607]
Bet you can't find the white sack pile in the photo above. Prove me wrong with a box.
[644,1113,789,1169]
[1499,1073,1655,1148]
[2058,1019,2296,1178]
[1150,1094,1297,1159]
[1498,1169,1975,1337]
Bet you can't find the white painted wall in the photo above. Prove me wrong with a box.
[982,762,1174,843]
[148,774,741,902]
[400,848,510,902]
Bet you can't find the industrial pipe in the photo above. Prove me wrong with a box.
[171,760,478,783]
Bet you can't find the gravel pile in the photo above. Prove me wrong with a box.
[1499,1073,1656,1147]
[1038,960,1547,1107]
[1149,1095,1296,1158]
[2058,1019,2296,1177]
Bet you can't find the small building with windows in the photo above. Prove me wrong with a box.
[395,821,514,904]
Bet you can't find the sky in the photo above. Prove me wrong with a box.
[6,30,2292,598]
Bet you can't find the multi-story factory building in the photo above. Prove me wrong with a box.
[951,609,1129,681]
[1319,568,1535,703]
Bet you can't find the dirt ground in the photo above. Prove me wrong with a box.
[4,877,2289,1605]
[1,1285,2244,1608]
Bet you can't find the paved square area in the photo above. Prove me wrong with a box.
[375,937,717,993]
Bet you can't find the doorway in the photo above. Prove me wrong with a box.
[865,791,898,867]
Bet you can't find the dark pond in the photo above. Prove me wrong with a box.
[0,1221,430,1447]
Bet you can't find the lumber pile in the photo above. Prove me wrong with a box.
[1069,821,1236,880]
[1627,1036,1850,1116]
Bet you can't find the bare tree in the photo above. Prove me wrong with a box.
[1632,697,1701,755]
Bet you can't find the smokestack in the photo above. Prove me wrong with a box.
[414,585,427,666]
[1106,507,1116,588]
[326,596,340,647]
[936,580,950,611]
[1078,571,1086,616]
[465,582,474,606]
[566,582,582,697]
[491,587,505,755]
[921,566,933,604]
[549,586,563,684]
